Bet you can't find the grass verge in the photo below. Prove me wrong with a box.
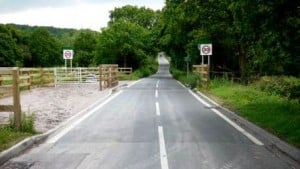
[204,79,300,148]
[0,113,36,152]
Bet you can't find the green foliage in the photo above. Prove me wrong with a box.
[160,0,300,77]
[73,30,97,67]
[132,57,158,78]
[255,76,300,102]
[109,5,159,29]
[8,112,36,133]
[171,66,200,89]
[0,126,33,152]
[29,28,63,67]
[0,112,36,152]
[208,79,300,148]
[0,25,21,66]
[95,5,160,71]
[95,20,149,68]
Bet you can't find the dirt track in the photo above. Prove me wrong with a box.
[0,82,125,132]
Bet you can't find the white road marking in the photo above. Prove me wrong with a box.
[156,80,160,88]
[156,102,160,116]
[188,90,264,146]
[155,90,158,98]
[177,80,186,88]
[158,126,169,169]
[47,91,123,143]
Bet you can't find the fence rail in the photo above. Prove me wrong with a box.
[99,64,118,91]
[0,68,21,130]
[0,65,129,129]
[193,64,210,82]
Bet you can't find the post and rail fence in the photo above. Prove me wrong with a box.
[99,64,119,91]
[0,65,131,129]
[0,68,21,130]
[193,64,210,82]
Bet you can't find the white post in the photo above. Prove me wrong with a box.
[54,68,57,88]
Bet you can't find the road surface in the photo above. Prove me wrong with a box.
[1,56,294,169]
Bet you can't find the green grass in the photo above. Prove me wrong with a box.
[0,127,34,152]
[171,67,200,89]
[206,79,300,148]
[0,113,37,152]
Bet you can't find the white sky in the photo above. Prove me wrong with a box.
[0,0,165,31]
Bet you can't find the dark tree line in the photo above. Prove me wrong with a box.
[0,24,96,67]
[1,1,299,77]
[158,0,300,77]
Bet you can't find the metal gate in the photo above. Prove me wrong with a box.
[54,67,99,86]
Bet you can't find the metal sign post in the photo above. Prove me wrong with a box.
[198,44,212,66]
[198,44,213,86]
[63,49,74,72]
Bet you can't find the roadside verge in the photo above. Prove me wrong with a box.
[194,89,300,166]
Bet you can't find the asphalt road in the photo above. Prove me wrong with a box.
[1,57,294,169]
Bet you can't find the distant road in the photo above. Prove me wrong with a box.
[1,56,293,169]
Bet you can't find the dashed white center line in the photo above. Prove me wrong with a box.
[155,90,158,98]
[156,80,160,88]
[156,102,160,116]
[158,126,169,169]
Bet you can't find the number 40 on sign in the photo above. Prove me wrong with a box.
[198,44,212,56]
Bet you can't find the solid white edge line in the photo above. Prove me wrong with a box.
[158,126,169,169]
[46,91,123,143]
[188,90,264,146]
[176,80,186,88]
[127,79,143,88]
[156,102,160,116]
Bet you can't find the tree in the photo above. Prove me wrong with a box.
[29,28,63,67]
[0,25,16,66]
[159,0,300,77]
[95,20,149,69]
[109,5,159,29]
[73,30,98,67]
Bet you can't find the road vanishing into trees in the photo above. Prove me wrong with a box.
[1,57,293,169]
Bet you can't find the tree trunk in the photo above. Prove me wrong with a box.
[238,43,248,84]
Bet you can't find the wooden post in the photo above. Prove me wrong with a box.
[99,65,103,91]
[12,67,21,130]
[39,68,43,86]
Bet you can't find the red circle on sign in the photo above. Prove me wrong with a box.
[65,51,71,58]
[202,45,211,55]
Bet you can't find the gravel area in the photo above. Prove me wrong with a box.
[0,82,130,132]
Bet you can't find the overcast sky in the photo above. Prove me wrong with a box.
[0,0,165,31]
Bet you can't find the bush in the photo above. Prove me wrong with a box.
[132,56,158,78]
[9,112,36,133]
[255,76,300,101]
[171,67,200,89]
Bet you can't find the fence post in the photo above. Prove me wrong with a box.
[12,67,21,130]
[99,65,103,91]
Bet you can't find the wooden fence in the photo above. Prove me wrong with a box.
[0,68,21,130]
[99,64,118,91]
[0,65,132,128]
[118,67,133,79]
[193,64,210,82]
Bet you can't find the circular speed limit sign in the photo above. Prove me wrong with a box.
[199,44,212,55]
[63,50,74,59]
